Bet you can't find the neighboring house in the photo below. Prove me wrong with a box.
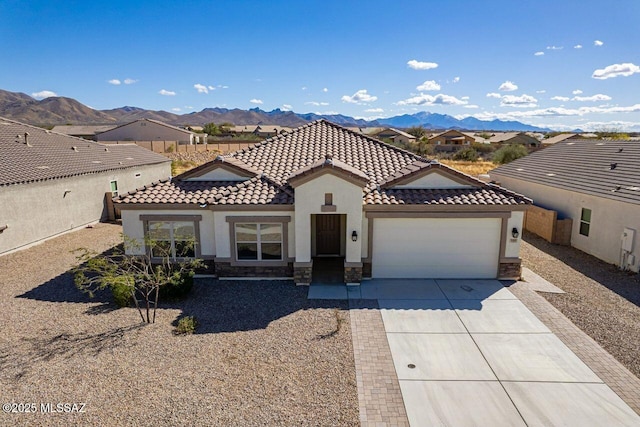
[489,132,541,148]
[229,125,291,138]
[51,125,117,141]
[428,130,475,152]
[96,119,202,144]
[115,120,530,284]
[371,128,416,145]
[490,139,640,272]
[0,117,171,256]
[541,133,577,146]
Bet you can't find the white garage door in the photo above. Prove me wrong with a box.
[371,218,501,278]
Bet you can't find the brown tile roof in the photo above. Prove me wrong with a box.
[0,117,170,187]
[288,154,370,187]
[117,120,529,207]
[490,139,640,205]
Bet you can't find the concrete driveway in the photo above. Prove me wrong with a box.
[310,279,640,426]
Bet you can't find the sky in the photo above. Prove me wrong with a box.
[1,0,639,131]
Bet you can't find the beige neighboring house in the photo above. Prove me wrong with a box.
[428,130,475,152]
[490,139,640,272]
[229,125,291,138]
[51,125,117,140]
[489,132,541,148]
[541,133,580,146]
[0,117,171,256]
[115,120,531,284]
[96,118,203,144]
[371,128,416,145]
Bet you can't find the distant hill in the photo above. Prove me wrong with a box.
[0,88,550,132]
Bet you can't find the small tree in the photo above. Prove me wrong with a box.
[492,144,529,164]
[203,122,220,136]
[407,126,427,139]
[73,236,203,324]
[453,147,479,162]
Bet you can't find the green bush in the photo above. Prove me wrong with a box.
[471,142,496,154]
[453,147,479,162]
[175,316,198,335]
[492,144,529,164]
[159,270,194,301]
[111,281,133,308]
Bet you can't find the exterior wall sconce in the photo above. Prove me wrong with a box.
[512,227,519,239]
[351,230,358,242]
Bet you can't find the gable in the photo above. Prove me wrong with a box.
[177,157,260,181]
[183,165,251,181]
[391,170,476,189]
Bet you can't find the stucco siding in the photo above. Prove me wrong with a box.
[97,121,193,144]
[293,174,364,263]
[0,162,170,255]
[491,174,640,272]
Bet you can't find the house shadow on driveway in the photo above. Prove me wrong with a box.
[173,279,348,334]
[523,232,640,307]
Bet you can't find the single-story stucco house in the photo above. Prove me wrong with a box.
[96,118,203,144]
[0,117,171,255]
[115,120,531,284]
[490,139,640,273]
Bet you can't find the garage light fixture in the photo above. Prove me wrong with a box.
[351,230,358,242]
[512,227,519,239]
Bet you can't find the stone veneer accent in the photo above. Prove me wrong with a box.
[293,262,313,284]
[498,260,522,279]
[344,265,363,283]
[215,262,293,278]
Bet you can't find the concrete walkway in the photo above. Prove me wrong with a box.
[311,279,640,426]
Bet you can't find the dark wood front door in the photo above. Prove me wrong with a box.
[316,214,341,255]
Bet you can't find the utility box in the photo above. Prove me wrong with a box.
[622,228,635,252]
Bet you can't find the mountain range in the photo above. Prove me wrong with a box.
[0,89,551,132]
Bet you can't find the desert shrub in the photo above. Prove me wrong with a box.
[175,316,198,335]
[492,144,529,164]
[471,142,496,154]
[111,280,133,308]
[159,270,194,301]
[453,147,479,162]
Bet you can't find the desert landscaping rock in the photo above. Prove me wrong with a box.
[521,232,640,378]
[0,223,358,426]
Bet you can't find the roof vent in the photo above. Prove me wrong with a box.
[216,155,224,161]
[71,146,79,152]
[104,147,109,152]
[325,154,333,164]
[610,163,617,170]
[546,173,556,177]
[618,148,623,153]
[23,132,32,147]
[612,185,622,192]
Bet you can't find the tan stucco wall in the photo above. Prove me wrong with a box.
[294,174,364,263]
[0,162,170,255]
[491,174,640,272]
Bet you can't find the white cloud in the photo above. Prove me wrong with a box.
[341,89,378,104]
[108,79,121,85]
[407,59,438,70]
[194,83,209,94]
[250,99,263,104]
[364,108,384,113]
[465,104,640,121]
[397,93,468,106]
[572,89,583,95]
[219,85,229,89]
[171,108,181,112]
[486,92,502,99]
[500,94,538,108]
[499,81,518,91]
[464,104,479,109]
[534,51,545,56]
[159,89,176,96]
[592,63,640,79]
[536,90,546,94]
[573,94,612,102]
[461,96,470,100]
[416,80,441,91]
[31,90,57,99]
[453,76,460,83]
[124,78,137,85]
[322,87,328,92]
[301,86,307,91]
[546,45,563,50]
[551,96,570,101]
[574,44,583,49]
[594,40,604,46]
[305,101,329,106]
[208,85,215,90]
[184,106,194,109]
[282,104,292,111]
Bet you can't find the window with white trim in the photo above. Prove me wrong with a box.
[579,208,591,237]
[235,223,283,261]
[110,180,118,197]
[147,221,197,259]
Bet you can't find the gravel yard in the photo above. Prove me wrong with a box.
[521,232,640,378]
[0,223,358,426]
